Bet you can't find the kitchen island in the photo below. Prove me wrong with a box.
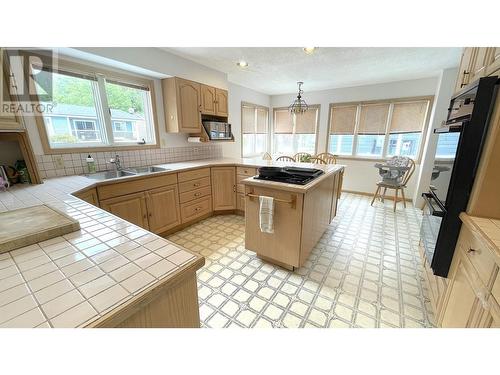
[242,164,344,270]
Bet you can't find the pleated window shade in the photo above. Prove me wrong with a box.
[390,101,429,133]
[274,109,294,134]
[256,108,268,134]
[242,106,256,134]
[295,107,318,134]
[358,103,390,135]
[330,105,357,135]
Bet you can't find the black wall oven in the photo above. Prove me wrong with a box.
[421,76,498,277]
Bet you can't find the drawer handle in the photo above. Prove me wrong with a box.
[193,183,200,187]
[194,192,201,197]
[467,248,479,254]
[195,207,201,211]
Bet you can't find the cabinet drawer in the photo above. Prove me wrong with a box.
[178,176,211,193]
[459,226,496,286]
[236,193,245,211]
[97,173,178,200]
[180,196,212,223]
[178,168,210,182]
[179,185,211,204]
[237,166,257,177]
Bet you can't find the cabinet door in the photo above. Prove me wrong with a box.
[176,78,201,133]
[211,167,236,210]
[454,48,475,93]
[100,192,149,229]
[75,188,99,207]
[440,251,487,327]
[486,47,500,75]
[200,84,216,115]
[146,184,181,234]
[469,48,491,82]
[215,88,228,117]
[0,69,24,130]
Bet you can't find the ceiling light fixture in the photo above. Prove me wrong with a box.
[236,60,248,68]
[289,82,309,115]
[303,47,316,55]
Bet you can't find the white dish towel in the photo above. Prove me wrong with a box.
[259,196,275,233]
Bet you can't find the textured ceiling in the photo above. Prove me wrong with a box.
[163,47,462,95]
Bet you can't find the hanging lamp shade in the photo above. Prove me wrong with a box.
[288,81,309,114]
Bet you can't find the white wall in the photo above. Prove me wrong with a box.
[270,77,439,197]
[224,83,271,158]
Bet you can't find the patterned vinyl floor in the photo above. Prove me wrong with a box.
[167,193,435,328]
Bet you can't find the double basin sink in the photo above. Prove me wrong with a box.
[85,165,170,181]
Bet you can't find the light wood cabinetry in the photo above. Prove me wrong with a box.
[236,167,257,215]
[97,174,178,201]
[0,62,24,130]
[74,188,99,207]
[162,77,202,133]
[215,88,228,117]
[180,195,212,223]
[162,77,229,134]
[200,84,216,115]
[211,167,236,211]
[453,47,500,94]
[146,184,181,233]
[100,192,149,230]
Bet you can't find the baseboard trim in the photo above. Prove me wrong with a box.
[342,189,413,202]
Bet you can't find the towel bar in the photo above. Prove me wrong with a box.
[245,193,297,209]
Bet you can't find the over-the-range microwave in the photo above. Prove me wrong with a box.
[202,121,233,140]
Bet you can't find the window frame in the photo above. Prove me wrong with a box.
[326,96,433,162]
[32,58,160,154]
[240,101,270,158]
[272,104,321,156]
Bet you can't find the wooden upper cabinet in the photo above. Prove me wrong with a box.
[146,184,181,234]
[215,88,228,117]
[211,167,236,211]
[162,77,201,133]
[100,192,149,230]
[485,47,500,75]
[200,84,217,115]
[0,68,24,130]
[469,48,491,83]
[454,48,475,93]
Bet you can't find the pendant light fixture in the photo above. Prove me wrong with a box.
[288,81,309,114]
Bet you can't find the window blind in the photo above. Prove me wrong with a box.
[256,108,268,134]
[274,109,294,134]
[242,106,256,134]
[358,103,390,135]
[390,101,429,133]
[330,105,357,135]
[295,106,318,134]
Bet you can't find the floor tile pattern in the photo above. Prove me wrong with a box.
[168,193,435,328]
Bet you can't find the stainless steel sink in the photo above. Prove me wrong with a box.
[129,166,170,174]
[84,165,170,180]
[85,170,137,180]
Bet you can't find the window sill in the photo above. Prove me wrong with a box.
[42,143,159,155]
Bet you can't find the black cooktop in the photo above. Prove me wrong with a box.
[254,166,324,185]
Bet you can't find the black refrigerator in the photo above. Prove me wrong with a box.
[420,76,498,277]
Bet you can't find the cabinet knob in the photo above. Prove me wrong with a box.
[194,192,200,197]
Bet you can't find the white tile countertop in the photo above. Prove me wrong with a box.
[0,157,344,327]
[0,171,203,327]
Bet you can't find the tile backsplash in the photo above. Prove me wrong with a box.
[36,145,223,179]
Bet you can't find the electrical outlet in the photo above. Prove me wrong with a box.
[53,155,65,169]
[193,147,199,153]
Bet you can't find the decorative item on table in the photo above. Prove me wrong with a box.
[4,165,20,185]
[14,160,30,184]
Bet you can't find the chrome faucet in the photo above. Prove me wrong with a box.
[110,154,122,171]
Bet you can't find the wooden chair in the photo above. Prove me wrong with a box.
[293,152,312,162]
[262,152,272,161]
[276,155,295,162]
[308,157,326,164]
[315,152,338,164]
[370,158,416,212]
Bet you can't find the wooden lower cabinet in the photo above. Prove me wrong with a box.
[236,192,245,213]
[100,192,149,229]
[74,188,99,207]
[180,196,212,223]
[146,184,181,234]
[211,167,236,211]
